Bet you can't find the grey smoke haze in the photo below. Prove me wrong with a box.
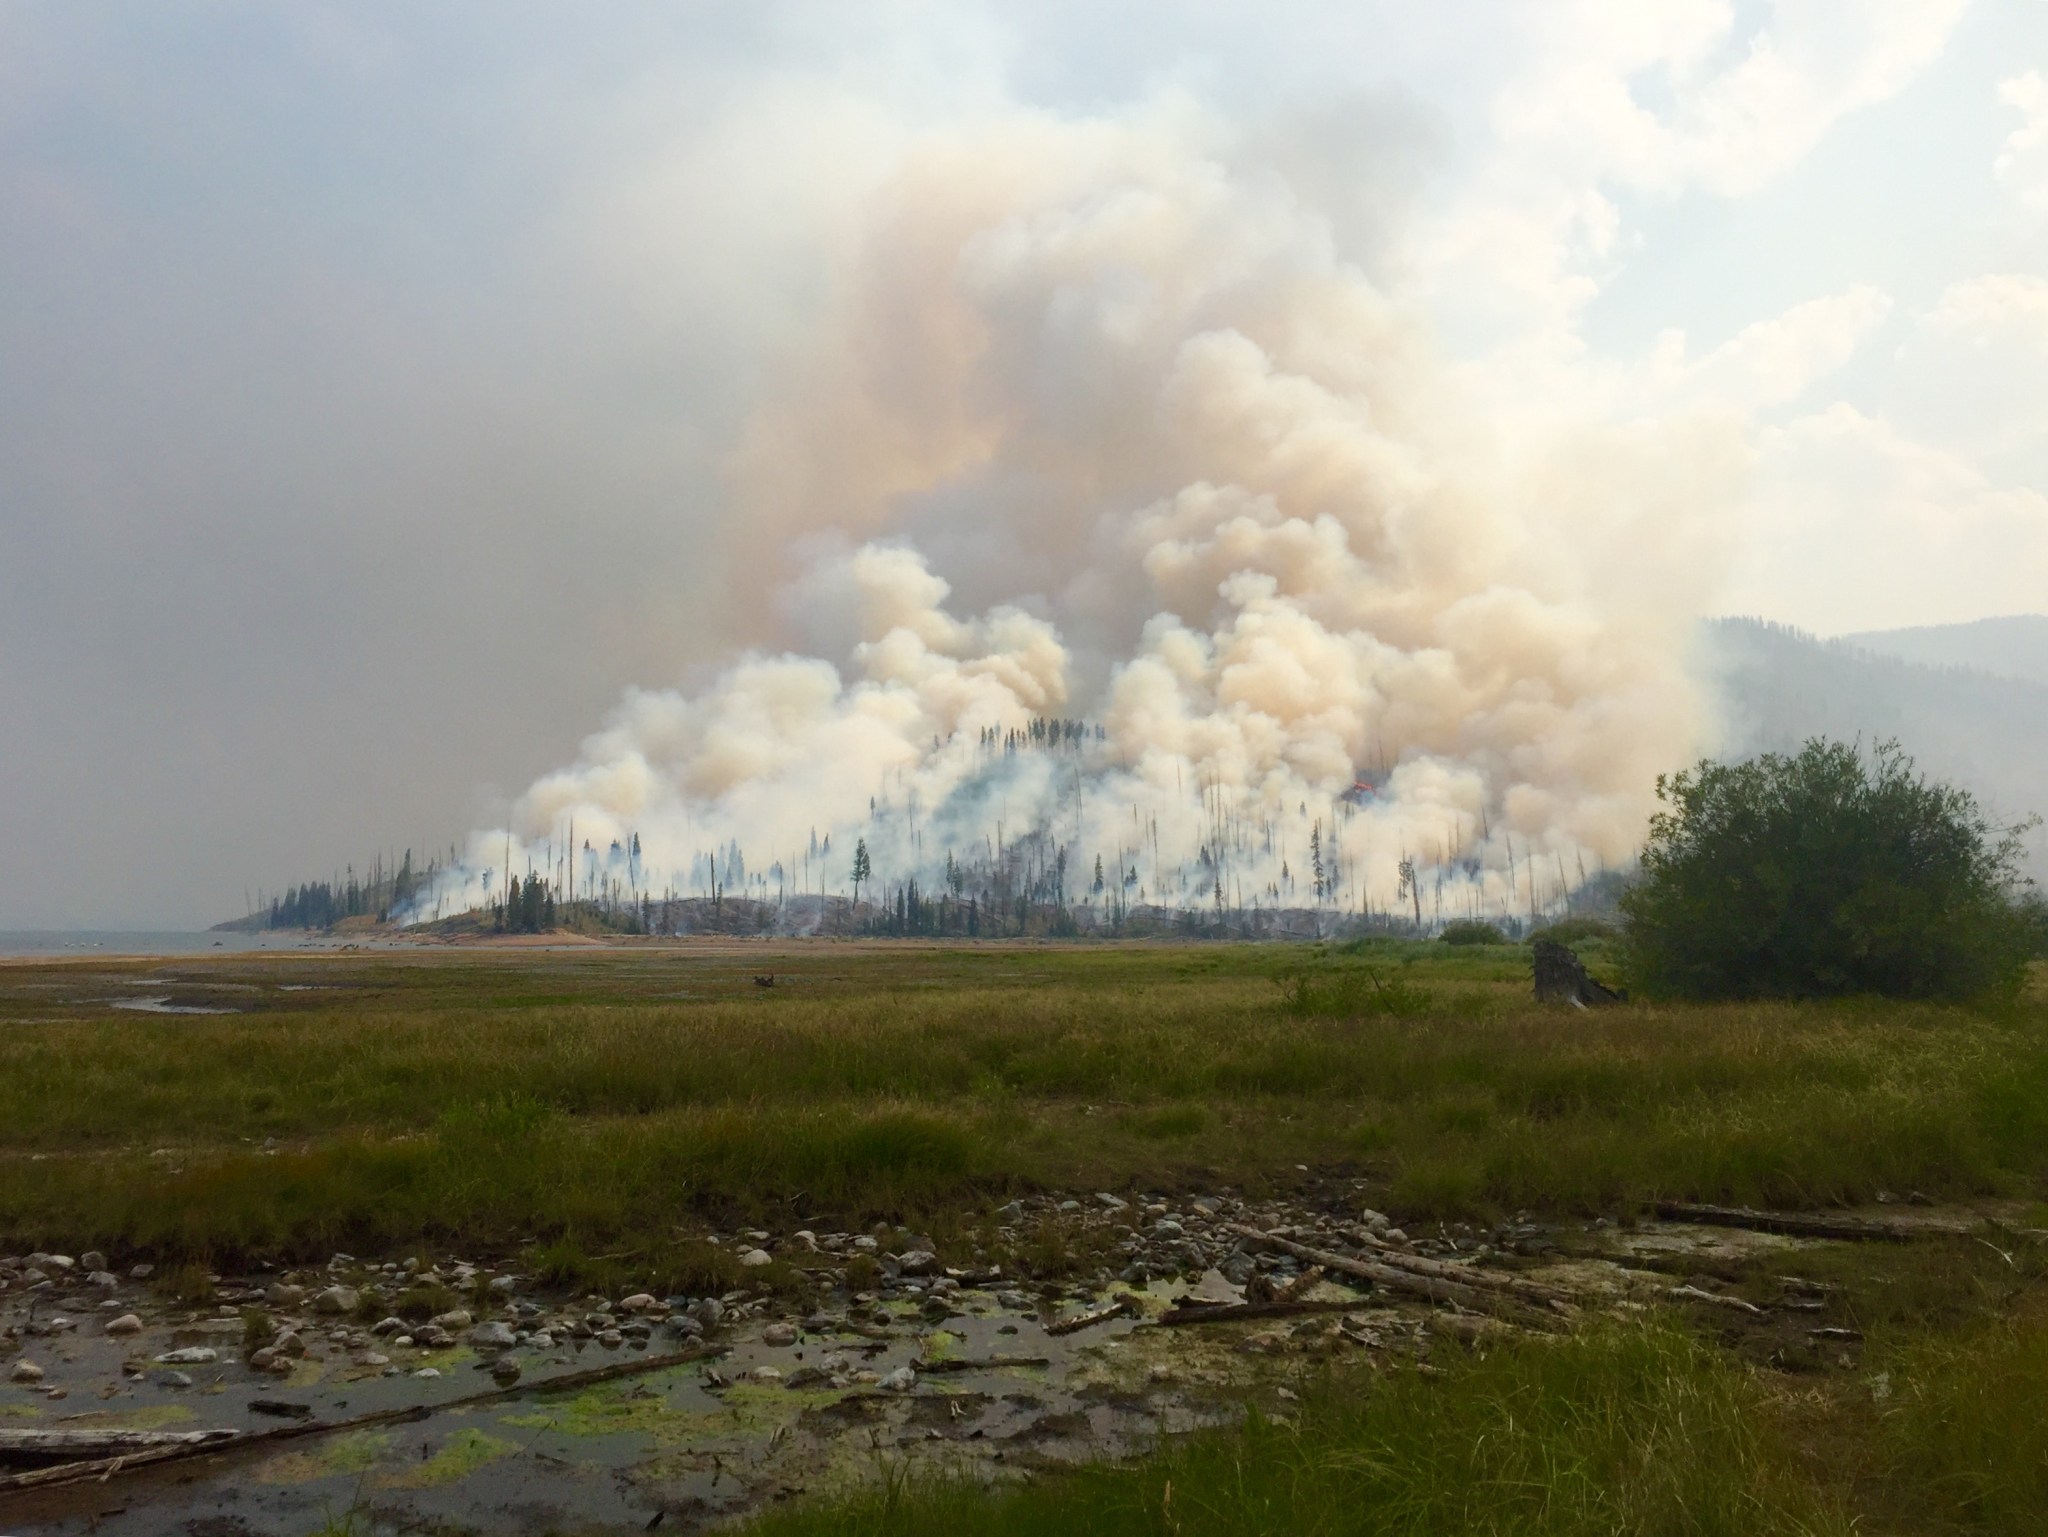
[3,3,2046,927]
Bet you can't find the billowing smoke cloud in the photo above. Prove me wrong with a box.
[419,106,1738,927]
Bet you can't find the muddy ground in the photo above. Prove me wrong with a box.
[2,1179,1981,1537]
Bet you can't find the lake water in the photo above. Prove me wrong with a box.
[0,930,306,958]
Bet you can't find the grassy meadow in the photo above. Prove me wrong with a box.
[7,938,2048,1533]
[3,939,2045,1267]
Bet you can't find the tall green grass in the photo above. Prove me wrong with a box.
[746,1320,1849,1537]
[2,949,2044,1262]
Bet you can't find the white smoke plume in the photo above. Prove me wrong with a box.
[421,106,1738,929]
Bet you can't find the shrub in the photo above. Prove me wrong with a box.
[1527,915,1618,947]
[1621,739,2038,1001]
[1440,919,1507,945]
[2020,895,2048,959]
[1276,966,1428,1018]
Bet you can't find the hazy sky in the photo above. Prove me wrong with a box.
[4,1,2045,928]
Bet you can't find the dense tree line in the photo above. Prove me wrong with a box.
[255,849,430,929]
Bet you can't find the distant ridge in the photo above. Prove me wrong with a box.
[1705,617,2048,876]
[1837,614,2048,689]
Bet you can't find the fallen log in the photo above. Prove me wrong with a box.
[0,1428,237,1468]
[1226,1226,1562,1330]
[1667,1284,1763,1315]
[1159,1299,1369,1328]
[1653,1202,1968,1243]
[1045,1296,1138,1336]
[1335,1227,1577,1308]
[0,1341,731,1496]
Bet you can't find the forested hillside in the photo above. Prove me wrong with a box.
[1706,617,2048,874]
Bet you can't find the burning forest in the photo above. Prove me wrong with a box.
[371,114,1710,942]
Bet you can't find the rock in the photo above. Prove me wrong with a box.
[248,1347,278,1371]
[598,1329,624,1348]
[413,1367,441,1379]
[791,1231,819,1252]
[10,1360,44,1384]
[490,1356,523,1385]
[1384,1229,1408,1245]
[1096,1193,1129,1211]
[105,1313,144,1336]
[80,1251,108,1273]
[154,1347,218,1364]
[266,1284,307,1307]
[312,1286,359,1315]
[1151,1219,1184,1239]
[852,1235,879,1253]
[371,1316,406,1336]
[430,1309,473,1330]
[470,1321,517,1349]
[361,1351,390,1366]
[690,1298,725,1330]
[488,1276,518,1295]
[128,1263,155,1280]
[739,1249,773,1269]
[87,1270,121,1290]
[762,1322,798,1346]
[528,1331,553,1349]
[1187,1268,1244,1305]
[996,1201,1025,1223]
[1359,1208,1391,1232]
[1058,1200,1082,1213]
[618,1293,659,1314]
[162,1371,194,1389]
[411,1324,453,1348]
[879,1365,917,1392]
[749,1366,783,1383]
[272,1330,305,1358]
[896,1250,940,1277]
[669,1316,704,1338]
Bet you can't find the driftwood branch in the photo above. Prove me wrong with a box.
[0,1341,731,1496]
[1158,1298,1370,1328]
[1334,1227,1576,1308]
[1225,1225,1563,1330]
[0,1428,238,1467]
[1045,1296,1138,1336]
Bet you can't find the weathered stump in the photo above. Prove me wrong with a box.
[1532,939,1624,1006]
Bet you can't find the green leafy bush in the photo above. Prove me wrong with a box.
[1527,916,1618,947]
[1276,966,1429,1018]
[1440,919,1507,945]
[1621,739,2037,1001]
